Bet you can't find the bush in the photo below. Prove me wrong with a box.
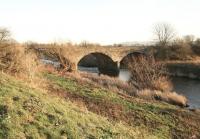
[152,76,173,92]
[128,56,172,91]
[192,45,200,56]
[0,44,39,81]
[192,39,200,56]
[153,43,193,60]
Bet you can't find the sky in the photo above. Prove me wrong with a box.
[0,0,200,44]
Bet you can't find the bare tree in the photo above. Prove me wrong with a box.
[0,27,10,44]
[153,23,176,46]
[80,41,89,47]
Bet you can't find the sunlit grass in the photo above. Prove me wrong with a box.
[0,72,154,139]
[43,72,200,139]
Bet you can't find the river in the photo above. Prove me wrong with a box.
[172,77,200,108]
[78,66,200,108]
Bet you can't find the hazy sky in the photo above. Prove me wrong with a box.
[0,0,200,44]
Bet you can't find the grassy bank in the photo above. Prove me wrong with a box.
[0,72,152,139]
[0,71,200,138]
[43,72,200,139]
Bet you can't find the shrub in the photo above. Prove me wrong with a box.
[192,44,200,56]
[128,56,172,91]
[0,44,24,73]
[153,43,193,60]
[0,44,39,81]
[152,76,173,92]
[192,39,200,56]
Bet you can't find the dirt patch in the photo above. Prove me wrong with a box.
[47,87,129,122]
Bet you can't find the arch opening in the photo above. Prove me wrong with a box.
[78,52,119,76]
[120,52,146,69]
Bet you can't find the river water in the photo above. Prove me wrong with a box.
[78,66,200,108]
[172,77,200,108]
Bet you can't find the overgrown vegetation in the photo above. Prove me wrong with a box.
[192,39,200,56]
[146,23,200,61]
[0,44,40,84]
[148,43,194,61]
[128,56,172,91]
[148,35,200,61]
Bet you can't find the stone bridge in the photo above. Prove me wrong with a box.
[39,45,146,76]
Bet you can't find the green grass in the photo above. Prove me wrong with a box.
[0,73,157,139]
[43,72,200,139]
[0,71,200,139]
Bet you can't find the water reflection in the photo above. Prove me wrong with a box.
[78,66,130,81]
[118,69,131,82]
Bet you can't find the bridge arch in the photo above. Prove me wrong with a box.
[120,51,146,69]
[77,52,119,76]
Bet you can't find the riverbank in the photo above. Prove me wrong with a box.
[166,60,200,80]
[79,66,200,108]
[1,71,200,138]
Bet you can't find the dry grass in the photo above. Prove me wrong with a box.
[54,71,136,95]
[137,89,188,107]
[152,76,173,91]
[90,73,133,93]
[0,44,43,86]
[81,72,136,94]
[0,44,24,73]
